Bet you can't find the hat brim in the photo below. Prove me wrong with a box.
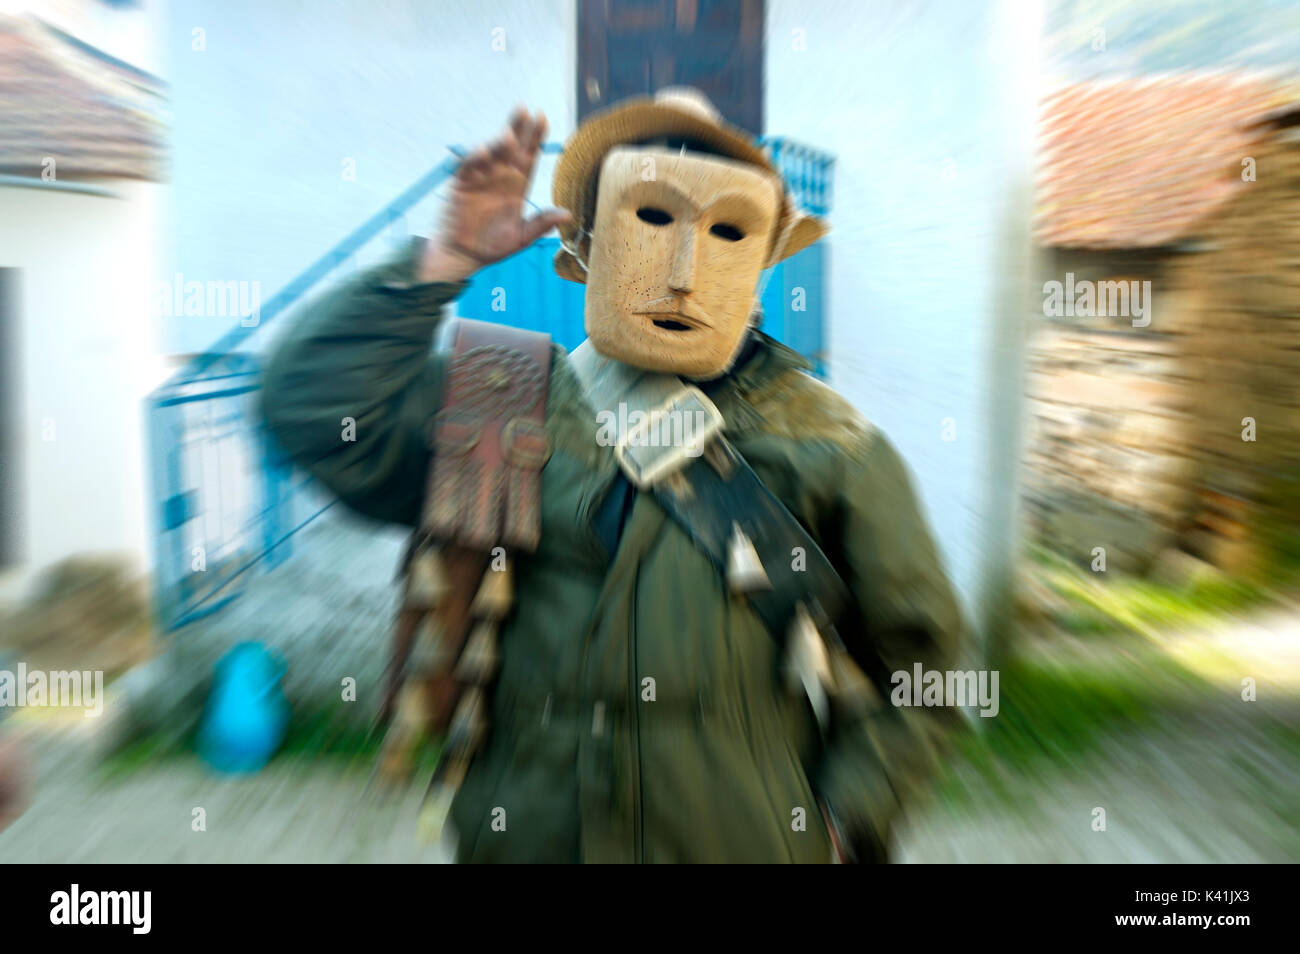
[551,97,826,283]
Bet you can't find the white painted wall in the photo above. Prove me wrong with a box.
[166,0,576,353]
[0,181,168,586]
[767,0,1040,627]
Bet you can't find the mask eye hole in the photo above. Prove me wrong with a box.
[710,223,744,242]
[636,207,673,226]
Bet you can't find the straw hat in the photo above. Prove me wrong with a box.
[552,87,828,284]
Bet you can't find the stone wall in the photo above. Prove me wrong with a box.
[1175,120,1300,576]
[1023,117,1300,578]
[1022,248,1200,573]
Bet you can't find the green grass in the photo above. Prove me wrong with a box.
[277,707,383,760]
[97,728,191,782]
[933,544,1300,811]
[1023,543,1276,640]
[99,703,446,780]
[934,645,1217,809]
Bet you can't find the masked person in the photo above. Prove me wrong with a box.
[262,89,965,863]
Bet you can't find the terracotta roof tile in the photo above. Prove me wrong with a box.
[0,18,163,181]
[1036,75,1294,248]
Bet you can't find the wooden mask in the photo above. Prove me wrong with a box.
[582,147,782,379]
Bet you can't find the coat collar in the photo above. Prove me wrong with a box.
[700,331,813,436]
[561,329,813,447]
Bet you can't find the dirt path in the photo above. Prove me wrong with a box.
[4,689,1295,863]
[0,721,451,863]
[899,709,1300,862]
[899,620,1300,864]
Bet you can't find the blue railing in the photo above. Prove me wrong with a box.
[767,138,834,216]
[147,138,833,631]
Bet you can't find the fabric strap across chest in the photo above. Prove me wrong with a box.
[570,341,849,637]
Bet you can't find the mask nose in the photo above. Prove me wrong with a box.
[667,227,697,295]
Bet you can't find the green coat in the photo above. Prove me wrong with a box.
[261,240,966,863]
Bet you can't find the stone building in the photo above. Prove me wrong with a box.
[1025,75,1300,577]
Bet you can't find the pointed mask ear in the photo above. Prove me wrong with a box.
[554,221,594,284]
[766,213,829,268]
[553,245,588,284]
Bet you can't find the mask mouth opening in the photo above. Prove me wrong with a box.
[652,318,694,332]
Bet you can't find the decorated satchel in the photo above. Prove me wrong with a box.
[372,317,551,841]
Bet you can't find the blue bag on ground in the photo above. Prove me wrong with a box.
[198,642,289,773]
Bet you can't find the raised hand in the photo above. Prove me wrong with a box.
[420,106,572,282]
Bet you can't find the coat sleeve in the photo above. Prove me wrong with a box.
[259,237,467,526]
[814,429,968,861]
